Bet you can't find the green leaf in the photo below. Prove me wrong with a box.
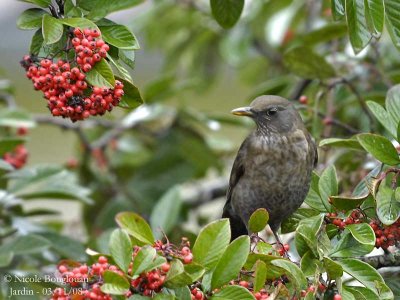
[77,0,144,19]
[318,165,337,211]
[301,23,348,45]
[107,54,132,83]
[366,101,397,138]
[346,223,376,246]
[119,49,135,68]
[384,0,400,50]
[323,257,343,279]
[345,286,380,300]
[281,208,320,234]
[165,259,193,288]
[295,214,324,258]
[101,270,130,295]
[18,0,51,8]
[150,186,182,238]
[59,17,99,30]
[173,286,192,300]
[192,219,231,270]
[42,14,64,44]
[319,138,363,150]
[0,110,36,128]
[300,251,321,277]
[211,236,250,289]
[115,77,144,109]
[0,234,51,255]
[332,0,345,20]
[210,0,244,29]
[30,29,44,55]
[210,285,255,300]
[17,8,47,30]
[386,84,400,128]
[376,184,400,225]
[99,25,139,50]
[248,208,269,233]
[329,231,374,257]
[271,259,307,290]
[338,258,394,299]
[86,58,115,88]
[330,194,369,211]
[109,229,132,272]
[357,133,400,165]
[364,0,384,36]
[345,0,372,53]
[132,246,164,276]
[253,260,267,292]
[9,165,92,204]
[283,46,335,79]
[115,212,155,244]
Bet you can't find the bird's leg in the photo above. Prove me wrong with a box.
[273,230,290,259]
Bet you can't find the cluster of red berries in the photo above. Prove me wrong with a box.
[51,256,114,300]
[326,210,363,230]
[71,28,109,72]
[277,243,290,256]
[131,266,168,296]
[327,209,399,250]
[190,287,205,300]
[21,28,124,122]
[229,280,269,299]
[370,219,400,250]
[153,239,193,264]
[3,144,28,169]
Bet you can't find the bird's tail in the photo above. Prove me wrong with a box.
[222,202,248,241]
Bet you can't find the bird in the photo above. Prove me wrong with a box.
[222,95,317,244]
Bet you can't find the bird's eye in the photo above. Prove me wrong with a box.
[267,108,278,116]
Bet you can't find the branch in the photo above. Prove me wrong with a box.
[290,79,313,100]
[359,252,400,269]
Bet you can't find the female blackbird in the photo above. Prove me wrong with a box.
[222,95,317,243]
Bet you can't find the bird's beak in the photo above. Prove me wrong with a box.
[231,106,253,117]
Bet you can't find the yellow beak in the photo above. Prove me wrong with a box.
[231,106,253,117]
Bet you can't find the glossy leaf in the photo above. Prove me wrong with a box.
[281,208,320,234]
[59,17,99,30]
[384,0,400,50]
[345,286,380,300]
[42,14,64,44]
[357,133,400,165]
[283,46,335,79]
[248,208,269,233]
[164,259,193,288]
[211,235,250,289]
[17,8,47,30]
[192,219,230,270]
[295,214,324,258]
[332,0,345,20]
[346,223,375,246]
[319,137,363,150]
[338,258,394,299]
[109,229,132,272]
[330,194,369,211]
[210,285,255,300]
[119,49,135,68]
[115,212,155,244]
[101,270,130,295]
[386,84,400,127]
[116,77,144,109]
[0,110,35,128]
[364,0,384,36]
[30,29,44,55]
[366,101,397,138]
[86,58,115,88]
[0,234,51,255]
[376,184,400,225]
[253,260,267,292]
[345,0,372,53]
[323,257,343,278]
[329,231,374,257]
[132,246,163,276]
[271,259,307,290]
[318,165,337,211]
[99,24,139,50]
[210,0,244,29]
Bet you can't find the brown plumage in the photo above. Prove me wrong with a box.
[223,95,317,242]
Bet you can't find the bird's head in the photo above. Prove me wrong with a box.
[231,95,303,134]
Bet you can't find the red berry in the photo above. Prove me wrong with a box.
[333,294,342,300]
[299,95,308,104]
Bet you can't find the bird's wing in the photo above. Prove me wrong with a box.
[226,140,247,203]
